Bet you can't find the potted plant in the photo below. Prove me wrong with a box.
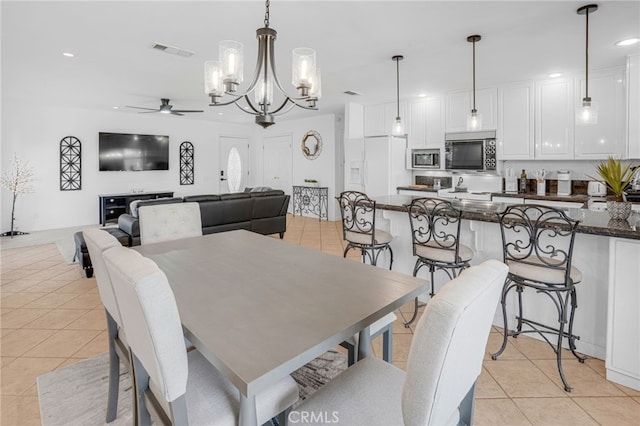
[590,157,638,220]
[1,154,37,238]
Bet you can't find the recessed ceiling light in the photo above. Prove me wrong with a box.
[62,52,75,58]
[549,72,563,78]
[112,106,119,110]
[217,112,224,116]
[418,93,427,98]
[615,38,640,46]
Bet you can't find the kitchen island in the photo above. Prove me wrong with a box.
[371,194,640,391]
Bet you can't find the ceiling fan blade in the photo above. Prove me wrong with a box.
[139,111,160,114]
[171,109,204,113]
[171,111,185,116]
[126,106,159,111]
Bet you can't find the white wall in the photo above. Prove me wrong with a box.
[1,100,253,232]
[255,113,340,220]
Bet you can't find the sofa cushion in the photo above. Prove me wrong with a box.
[249,189,285,198]
[130,197,183,218]
[183,195,221,203]
[219,193,251,200]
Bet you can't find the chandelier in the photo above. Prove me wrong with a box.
[204,0,321,128]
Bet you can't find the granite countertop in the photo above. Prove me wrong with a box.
[493,191,591,203]
[376,194,640,240]
[396,185,443,192]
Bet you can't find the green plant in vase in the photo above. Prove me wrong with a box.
[589,157,638,220]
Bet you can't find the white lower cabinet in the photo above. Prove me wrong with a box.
[607,238,640,391]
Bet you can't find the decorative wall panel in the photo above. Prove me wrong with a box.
[180,141,194,185]
[60,136,81,191]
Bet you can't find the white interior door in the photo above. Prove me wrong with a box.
[263,134,292,197]
[219,136,249,193]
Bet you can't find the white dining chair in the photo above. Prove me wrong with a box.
[82,228,133,424]
[103,246,299,426]
[290,260,508,426]
[138,202,202,245]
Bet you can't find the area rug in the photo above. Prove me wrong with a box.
[37,350,347,426]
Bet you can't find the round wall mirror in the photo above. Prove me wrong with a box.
[302,130,322,160]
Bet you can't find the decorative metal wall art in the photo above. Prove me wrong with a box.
[59,136,81,191]
[179,141,195,185]
[301,130,322,160]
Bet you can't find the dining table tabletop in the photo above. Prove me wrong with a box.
[134,229,426,425]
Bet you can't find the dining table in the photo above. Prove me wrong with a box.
[134,229,426,426]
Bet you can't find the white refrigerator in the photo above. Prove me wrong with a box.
[344,136,411,197]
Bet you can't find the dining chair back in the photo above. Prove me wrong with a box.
[82,228,133,423]
[103,246,299,426]
[139,202,203,245]
[402,260,507,425]
[291,260,507,426]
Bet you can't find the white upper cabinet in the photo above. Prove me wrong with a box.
[407,99,426,147]
[498,82,534,160]
[364,102,406,137]
[574,67,625,159]
[425,97,445,148]
[406,97,444,149]
[535,78,574,159]
[445,88,497,132]
[628,54,640,159]
[344,102,364,140]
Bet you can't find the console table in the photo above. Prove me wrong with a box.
[292,185,329,221]
[98,191,173,226]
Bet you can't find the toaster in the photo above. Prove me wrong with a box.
[587,181,607,197]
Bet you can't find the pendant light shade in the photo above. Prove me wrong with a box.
[466,35,482,131]
[577,4,599,124]
[392,55,405,136]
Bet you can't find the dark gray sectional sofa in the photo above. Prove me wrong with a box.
[117,189,290,246]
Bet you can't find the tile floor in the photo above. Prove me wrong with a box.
[1,215,639,425]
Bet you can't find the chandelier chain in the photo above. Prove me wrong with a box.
[264,0,270,27]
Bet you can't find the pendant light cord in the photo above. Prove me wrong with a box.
[472,39,477,111]
[585,9,589,99]
[396,57,400,118]
[264,0,270,27]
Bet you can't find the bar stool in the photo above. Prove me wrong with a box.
[491,204,585,392]
[404,198,473,327]
[336,191,393,269]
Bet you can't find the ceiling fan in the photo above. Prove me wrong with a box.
[126,98,203,116]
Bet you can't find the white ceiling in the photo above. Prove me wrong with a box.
[2,1,639,126]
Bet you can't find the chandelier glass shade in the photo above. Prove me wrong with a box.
[204,1,320,128]
[466,34,482,131]
[576,4,599,125]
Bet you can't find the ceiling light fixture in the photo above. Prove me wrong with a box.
[549,72,563,78]
[577,4,599,124]
[62,52,74,58]
[392,55,405,136]
[467,35,482,131]
[204,0,320,128]
[615,38,640,46]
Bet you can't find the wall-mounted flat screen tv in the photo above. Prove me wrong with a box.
[99,132,169,171]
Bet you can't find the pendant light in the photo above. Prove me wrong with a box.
[392,55,405,136]
[467,35,482,131]
[577,4,598,124]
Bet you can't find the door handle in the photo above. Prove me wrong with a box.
[220,178,227,181]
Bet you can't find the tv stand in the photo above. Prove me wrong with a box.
[99,191,173,226]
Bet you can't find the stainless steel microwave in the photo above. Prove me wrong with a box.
[444,130,496,171]
[410,149,440,169]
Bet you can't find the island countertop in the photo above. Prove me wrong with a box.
[373,194,640,240]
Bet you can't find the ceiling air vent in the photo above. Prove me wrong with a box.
[152,43,195,58]
[343,90,362,96]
